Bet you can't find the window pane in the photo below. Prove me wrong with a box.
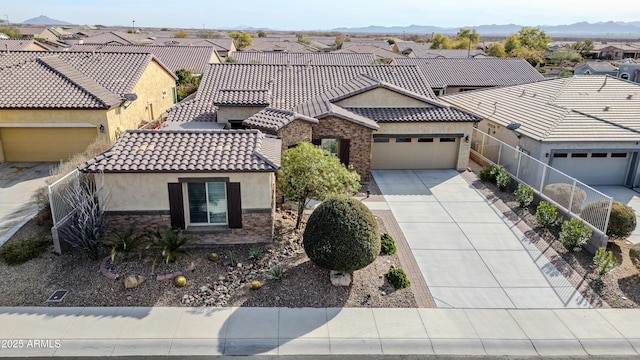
[207,182,227,224]
[187,183,208,223]
[321,138,338,155]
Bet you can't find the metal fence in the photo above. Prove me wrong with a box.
[471,128,613,233]
[48,169,80,226]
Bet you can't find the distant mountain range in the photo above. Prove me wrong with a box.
[332,21,640,37]
[21,15,74,25]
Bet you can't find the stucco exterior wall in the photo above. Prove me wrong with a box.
[377,122,473,170]
[217,106,264,125]
[104,60,177,140]
[102,172,275,212]
[335,88,431,108]
[312,116,373,182]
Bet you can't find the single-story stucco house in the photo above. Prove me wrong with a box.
[79,129,281,243]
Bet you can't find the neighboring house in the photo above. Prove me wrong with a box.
[592,43,640,60]
[333,45,404,64]
[408,49,487,58]
[618,60,640,83]
[396,58,544,95]
[166,63,480,182]
[231,51,377,65]
[342,40,398,53]
[0,51,178,163]
[574,61,618,76]
[69,44,221,74]
[243,39,319,53]
[79,129,281,243]
[81,31,154,46]
[150,38,236,58]
[441,75,640,186]
[0,39,50,51]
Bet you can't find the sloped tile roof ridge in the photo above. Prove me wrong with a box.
[253,132,281,169]
[36,55,122,107]
[572,108,640,135]
[328,104,380,130]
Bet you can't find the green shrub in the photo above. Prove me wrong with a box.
[593,247,618,277]
[102,224,148,263]
[560,218,592,252]
[0,237,50,266]
[514,183,534,208]
[535,201,560,229]
[479,165,493,182]
[380,233,397,255]
[385,268,410,289]
[148,228,198,267]
[303,197,380,273]
[630,243,640,271]
[496,167,511,191]
[537,68,547,73]
[608,202,637,238]
[542,183,586,213]
[489,164,504,183]
[581,201,637,238]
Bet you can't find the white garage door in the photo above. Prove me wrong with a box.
[371,136,459,169]
[551,151,631,185]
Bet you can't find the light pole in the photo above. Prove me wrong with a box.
[467,33,473,58]
[132,20,135,33]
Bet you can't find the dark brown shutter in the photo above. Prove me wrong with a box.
[339,139,350,165]
[311,139,321,146]
[168,183,185,229]
[227,182,242,229]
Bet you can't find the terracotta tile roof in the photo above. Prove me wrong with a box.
[164,99,221,130]
[150,37,234,51]
[0,39,48,51]
[195,63,436,110]
[409,49,487,58]
[232,51,377,65]
[69,44,219,73]
[395,57,544,88]
[575,61,617,72]
[344,107,480,122]
[0,50,175,95]
[243,108,318,131]
[81,31,154,45]
[333,45,403,61]
[441,75,640,141]
[244,39,319,53]
[213,89,271,106]
[80,129,281,173]
[342,40,395,50]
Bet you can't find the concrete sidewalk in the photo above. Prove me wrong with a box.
[370,169,590,309]
[0,307,639,357]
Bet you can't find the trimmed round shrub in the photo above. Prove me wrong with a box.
[380,233,397,255]
[582,201,637,238]
[542,183,586,213]
[630,243,640,271]
[608,202,637,238]
[303,197,380,273]
[385,268,410,289]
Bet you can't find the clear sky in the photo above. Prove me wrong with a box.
[6,0,640,30]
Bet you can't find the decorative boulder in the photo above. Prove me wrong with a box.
[124,275,147,289]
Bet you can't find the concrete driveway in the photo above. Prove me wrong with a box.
[594,186,640,244]
[0,162,56,246]
[370,169,590,309]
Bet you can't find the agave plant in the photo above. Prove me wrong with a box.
[102,224,148,263]
[148,228,199,268]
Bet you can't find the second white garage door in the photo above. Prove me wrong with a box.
[551,151,631,185]
[371,136,459,169]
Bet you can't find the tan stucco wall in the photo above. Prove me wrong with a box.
[335,88,432,108]
[217,106,264,126]
[103,172,274,211]
[377,122,474,170]
[104,60,177,140]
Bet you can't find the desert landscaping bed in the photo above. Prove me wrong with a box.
[0,209,415,308]
[466,165,640,308]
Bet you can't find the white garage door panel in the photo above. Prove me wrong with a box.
[371,137,459,169]
[552,152,630,185]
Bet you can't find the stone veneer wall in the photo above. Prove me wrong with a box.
[103,210,274,244]
[276,119,313,155]
[311,116,373,182]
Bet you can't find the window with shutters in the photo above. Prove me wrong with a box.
[187,182,228,225]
